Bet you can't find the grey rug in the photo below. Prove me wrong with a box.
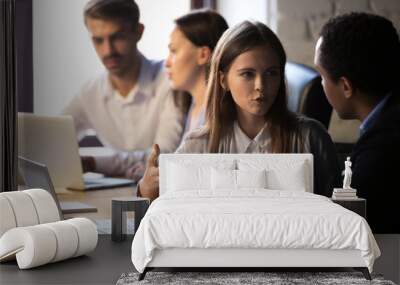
[116,271,396,285]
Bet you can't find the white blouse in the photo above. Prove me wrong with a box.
[177,121,271,154]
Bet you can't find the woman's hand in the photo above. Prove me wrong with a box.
[138,144,160,201]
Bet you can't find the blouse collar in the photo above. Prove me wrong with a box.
[233,121,271,153]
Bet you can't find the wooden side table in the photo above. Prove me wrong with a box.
[331,197,366,219]
[111,197,150,242]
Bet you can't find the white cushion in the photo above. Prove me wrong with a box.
[0,196,17,237]
[211,169,268,190]
[0,225,57,269]
[0,189,97,269]
[0,218,97,269]
[42,221,79,262]
[238,158,311,192]
[168,163,210,191]
[24,189,61,223]
[65,218,98,257]
[166,159,235,192]
[236,169,267,189]
[211,168,236,190]
[1,192,39,227]
[0,190,60,237]
[267,164,307,191]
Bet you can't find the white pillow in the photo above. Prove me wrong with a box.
[238,159,309,192]
[211,168,236,190]
[266,162,307,191]
[236,169,267,189]
[167,162,210,191]
[211,168,268,190]
[166,159,236,192]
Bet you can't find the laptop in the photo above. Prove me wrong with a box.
[18,113,135,190]
[18,156,98,217]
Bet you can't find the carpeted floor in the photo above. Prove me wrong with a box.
[116,271,396,285]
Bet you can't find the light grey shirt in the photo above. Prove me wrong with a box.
[63,53,185,176]
[183,103,206,136]
[176,117,340,197]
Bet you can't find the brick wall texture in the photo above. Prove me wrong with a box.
[270,0,400,142]
[271,0,400,66]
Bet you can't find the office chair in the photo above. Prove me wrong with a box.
[285,61,332,129]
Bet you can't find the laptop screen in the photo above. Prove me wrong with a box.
[18,156,63,219]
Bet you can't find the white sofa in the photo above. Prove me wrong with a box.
[0,189,98,269]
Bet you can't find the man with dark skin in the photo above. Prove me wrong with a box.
[314,12,400,233]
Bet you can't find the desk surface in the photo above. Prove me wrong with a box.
[58,185,137,220]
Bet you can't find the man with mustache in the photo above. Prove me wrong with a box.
[63,0,184,178]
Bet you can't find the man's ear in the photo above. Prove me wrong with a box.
[219,71,228,91]
[339,76,354,99]
[196,46,211,66]
[136,23,144,42]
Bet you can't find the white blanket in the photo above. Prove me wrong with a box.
[131,190,380,273]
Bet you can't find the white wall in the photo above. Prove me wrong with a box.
[33,0,189,116]
[136,0,190,60]
[268,0,400,67]
[33,0,101,116]
[218,0,268,27]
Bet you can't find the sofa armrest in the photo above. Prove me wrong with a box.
[0,218,97,269]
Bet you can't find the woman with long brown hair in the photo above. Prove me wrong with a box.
[125,9,228,180]
[139,21,340,200]
[166,9,228,134]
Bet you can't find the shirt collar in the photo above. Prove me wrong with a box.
[360,93,391,136]
[233,121,270,153]
[184,102,206,134]
[103,52,155,104]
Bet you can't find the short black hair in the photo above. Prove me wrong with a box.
[84,0,140,28]
[319,12,400,98]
